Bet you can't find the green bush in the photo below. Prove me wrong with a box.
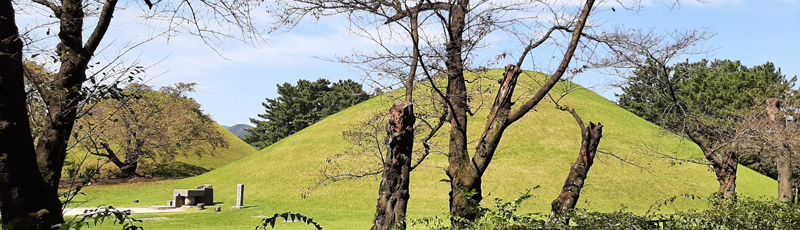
[414,192,800,230]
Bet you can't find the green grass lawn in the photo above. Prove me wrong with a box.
[71,70,778,230]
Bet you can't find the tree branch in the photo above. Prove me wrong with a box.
[84,0,119,53]
[507,0,596,124]
[31,0,61,17]
[411,108,447,171]
[384,2,452,24]
[515,26,566,67]
[556,105,585,139]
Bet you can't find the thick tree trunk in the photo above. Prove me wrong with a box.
[714,148,738,199]
[371,102,415,230]
[443,0,595,226]
[446,65,522,228]
[777,150,793,202]
[36,0,94,193]
[99,142,140,178]
[444,0,473,225]
[765,98,793,202]
[0,2,65,228]
[120,145,143,177]
[549,119,603,225]
[690,133,739,200]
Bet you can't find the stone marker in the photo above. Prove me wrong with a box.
[173,185,213,207]
[197,203,205,210]
[195,184,214,204]
[233,184,245,209]
[214,207,221,212]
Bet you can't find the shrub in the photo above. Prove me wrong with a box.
[414,192,800,230]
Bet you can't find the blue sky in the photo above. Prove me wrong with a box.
[16,0,800,126]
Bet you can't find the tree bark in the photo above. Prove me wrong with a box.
[448,65,521,228]
[777,149,793,202]
[35,0,90,193]
[98,142,140,178]
[35,0,118,193]
[687,133,739,199]
[443,1,596,227]
[443,0,473,226]
[371,102,415,230]
[0,1,65,228]
[766,98,793,202]
[549,116,603,225]
[714,147,738,199]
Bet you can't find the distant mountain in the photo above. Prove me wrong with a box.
[224,124,253,138]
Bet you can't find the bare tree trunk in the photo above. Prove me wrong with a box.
[35,0,89,192]
[714,148,738,199]
[548,107,603,225]
[765,98,793,202]
[120,152,141,177]
[0,2,65,228]
[689,133,739,200]
[35,0,118,193]
[444,0,474,225]
[777,149,793,202]
[444,1,595,226]
[448,65,520,228]
[371,102,415,230]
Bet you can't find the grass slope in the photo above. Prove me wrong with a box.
[74,70,776,230]
[174,124,257,170]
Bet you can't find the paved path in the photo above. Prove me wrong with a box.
[63,207,188,216]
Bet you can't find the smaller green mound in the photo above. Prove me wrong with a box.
[172,124,257,170]
[65,124,256,177]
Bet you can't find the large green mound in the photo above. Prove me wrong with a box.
[75,70,776,230]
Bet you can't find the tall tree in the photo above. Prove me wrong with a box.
[617,59,793,198]
[371,11,423,229]
[3,0,260,226]
[0,0,64,228]
[244,79,370,149]
[80,83,229,178]
[18,0,261,196]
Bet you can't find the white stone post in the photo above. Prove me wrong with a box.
[233,184,245,208]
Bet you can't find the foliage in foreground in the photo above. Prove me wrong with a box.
[413,192,800,230]
[257,212,322,230]
[59,206,143,230]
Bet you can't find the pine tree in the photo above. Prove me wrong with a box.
[244,79,370,149]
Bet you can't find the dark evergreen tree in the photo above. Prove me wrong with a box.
[244,79,370,149]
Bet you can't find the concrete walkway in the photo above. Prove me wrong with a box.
[63,207,189,216]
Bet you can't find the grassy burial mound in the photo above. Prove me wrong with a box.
[65,124,256,178]
[174,124,258,170]
[74,70,776,230]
